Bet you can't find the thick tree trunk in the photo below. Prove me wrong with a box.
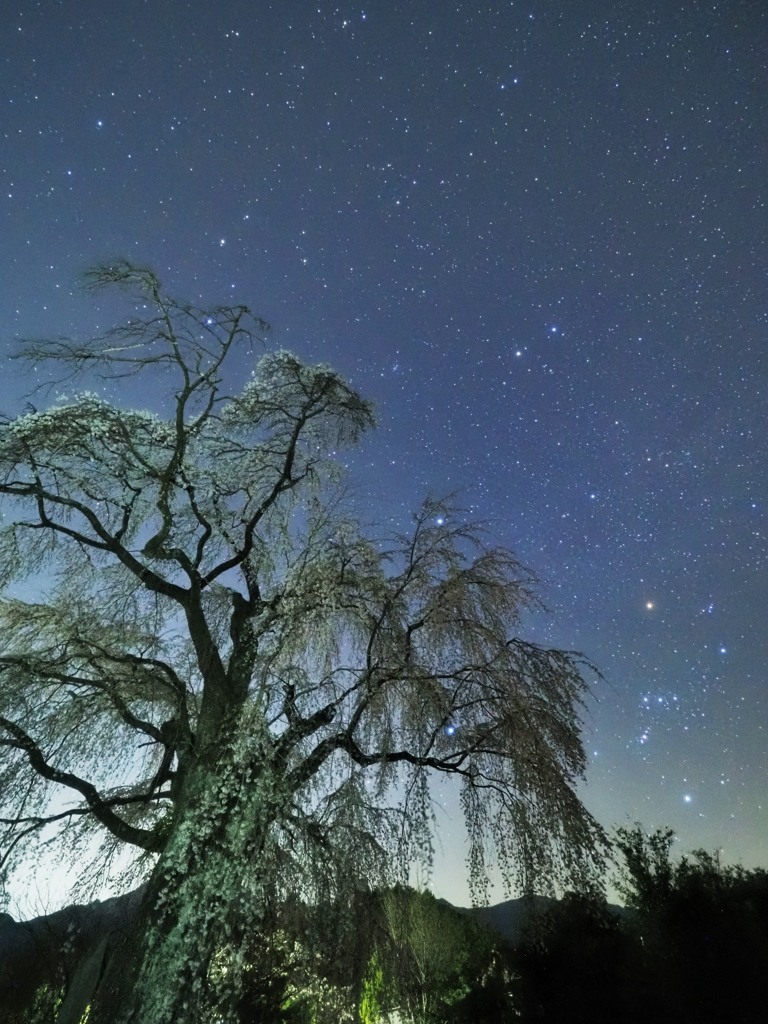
[0,885,145,1018]
[90,744,280,1024]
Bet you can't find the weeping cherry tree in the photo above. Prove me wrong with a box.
[0,263,606,1022]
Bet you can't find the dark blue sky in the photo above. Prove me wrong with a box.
[2,0,766,906]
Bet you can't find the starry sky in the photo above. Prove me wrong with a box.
[2,1,766,908]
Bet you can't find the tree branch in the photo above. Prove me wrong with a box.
[3,478,189,603]
[0,716,164,852]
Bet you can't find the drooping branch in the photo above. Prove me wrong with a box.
[0,790,170,873]
[71,642,189,702]
[4,476,189,603]
[0,716,163,852]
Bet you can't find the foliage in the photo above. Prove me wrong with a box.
[513,890,634,1023]
[0,263,605,1022]
[612,822,676,911]
[614,825,768,1024]
[350,886,514,1024]
[379,887,474,1022]
[358,949,385,1024]
[6,982,65,1024]
[231,922,356,1024]
[188,884,513,1024]
[512,826,768,1024]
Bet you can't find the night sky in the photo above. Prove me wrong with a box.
[2,1,766,908]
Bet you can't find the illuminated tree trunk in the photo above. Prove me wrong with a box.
[93,722,280,1024]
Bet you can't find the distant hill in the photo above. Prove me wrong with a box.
[440,895,628,946]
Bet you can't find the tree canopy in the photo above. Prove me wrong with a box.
[0,263,606,1022]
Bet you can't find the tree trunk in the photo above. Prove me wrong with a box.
[90,743,281,1024]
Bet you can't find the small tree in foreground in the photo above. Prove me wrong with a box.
[378,886,500,1023]
[0,263,606,1022]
